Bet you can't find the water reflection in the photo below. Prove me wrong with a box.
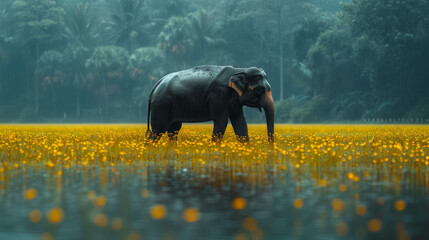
[0,162,427,240]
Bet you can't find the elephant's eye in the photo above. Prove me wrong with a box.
[255,86,265,95]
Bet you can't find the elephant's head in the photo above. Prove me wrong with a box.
[228,67,274,142]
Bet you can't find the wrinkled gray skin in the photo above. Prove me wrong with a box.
[147,65,274,142]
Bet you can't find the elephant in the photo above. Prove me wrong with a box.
[146,65,274,142]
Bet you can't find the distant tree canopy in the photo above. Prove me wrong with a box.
[340,0,429,114]
[0,0,427,123]
[8,0,65,51]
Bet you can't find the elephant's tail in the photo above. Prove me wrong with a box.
[146,77,165,138]
[146,98,151,138]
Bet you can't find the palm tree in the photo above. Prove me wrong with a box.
[63,2,100,118]
[158,16,193,67]
[0,8,8,111]
[189,8,225,59]
[0,36,8,112]
[7,0,65,113]
[63,45,91,118]
[35,50,65,115]
[63,2,100,48]
[103,0,151,51]
[85,46,129,117]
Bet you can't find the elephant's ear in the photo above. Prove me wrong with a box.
[228,73,246,96]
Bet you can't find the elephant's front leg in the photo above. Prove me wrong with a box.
[212,113,229,142]
[230,109,249,143]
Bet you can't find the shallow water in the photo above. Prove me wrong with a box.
[0,125,428,240]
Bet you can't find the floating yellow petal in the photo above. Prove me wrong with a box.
[231,197,247,210]
[94,213,108,227]
[356,205,367,216]
[331,199,345,212]
[339,184,347,192]
[183,208,200,223]
[150,204,167,220]
[293,198,303,208]
[368,219,382,232]
[395,200,406,211]
[93,195,107,207]
[47,207,64,224]
[29,210,42,223]
[23,188,37,200]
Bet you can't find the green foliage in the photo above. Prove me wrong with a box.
[37,50,64,70]
[129,47,165,110]
[34,50,66,116]
[293,18,327,61]
[340,0,429,113]
[103,0,150,51]
[330,91,373,120]
[129,47,165,71]
[63,2,99,48]
[283,61,312,96]
[159,8,226,67]
[275,96,330,123]
[340,0,429,45]
[293,0,429,120]
[63,44,91,70]
[84,46,130,117]
[188,9,225,54]
[35,50,66,90]
[9,0,65,45]
[85,46,129,72]
[306,29,358,98]
[159,16,192,65]
[146,0,189,18]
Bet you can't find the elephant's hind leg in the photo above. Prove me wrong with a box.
[167,122,182,141]
[148,130,165,142]
[149,114,169,143]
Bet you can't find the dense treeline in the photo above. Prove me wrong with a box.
[0,0,427,123]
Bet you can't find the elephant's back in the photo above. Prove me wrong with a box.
[167,65,225,85]
[188,65,225,79]
[151,65,226,99]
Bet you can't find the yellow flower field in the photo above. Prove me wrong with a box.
[0,124,428,239]
[1,124,428,185]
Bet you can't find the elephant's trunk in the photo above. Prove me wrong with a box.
[261,91,274,143]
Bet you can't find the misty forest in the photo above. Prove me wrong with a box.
[0,0,428,123]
